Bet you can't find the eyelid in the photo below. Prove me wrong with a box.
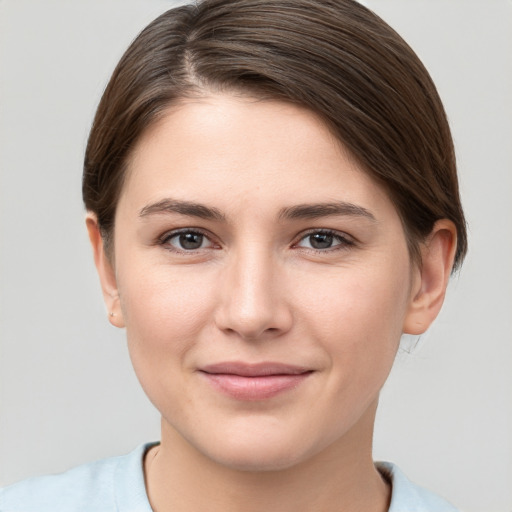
[159,227,202,242]
[155,227,356,254]
[158,227,220,251]
[292,228,356,250]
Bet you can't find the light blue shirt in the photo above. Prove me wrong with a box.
[0,443,459,511]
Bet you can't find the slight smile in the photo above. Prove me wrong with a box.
[199,362,314,401]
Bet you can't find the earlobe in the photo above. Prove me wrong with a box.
[403,219,457,335]
[85,213,125,328]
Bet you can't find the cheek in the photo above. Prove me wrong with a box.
[297,260,411,367]
[116,261,220,420]
[117,260,216,365]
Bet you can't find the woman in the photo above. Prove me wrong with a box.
[0,0,466,510]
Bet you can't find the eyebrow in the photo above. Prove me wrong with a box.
[139,198,376,223]
[139,199,226,221]
[278,202,376,222]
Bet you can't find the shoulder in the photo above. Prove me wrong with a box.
[0,443,155,512]
[377,462,460,512]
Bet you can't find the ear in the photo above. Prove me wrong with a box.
[403,219,457,335]
[86,213,125,328]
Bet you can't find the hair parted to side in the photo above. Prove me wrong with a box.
[83,0,467,269]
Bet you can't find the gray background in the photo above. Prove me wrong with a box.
[1,1,511,511]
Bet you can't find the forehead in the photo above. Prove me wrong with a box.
[120,94,394,219]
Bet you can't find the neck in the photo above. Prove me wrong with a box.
[144,401,390,512]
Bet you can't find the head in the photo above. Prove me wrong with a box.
[83,0,466,471]
[83,0,466,267]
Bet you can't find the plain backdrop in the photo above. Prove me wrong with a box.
[0,1,511,511]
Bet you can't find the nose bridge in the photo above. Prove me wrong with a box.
[215,242,291,339]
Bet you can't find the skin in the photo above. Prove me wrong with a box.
[87,94,456,512]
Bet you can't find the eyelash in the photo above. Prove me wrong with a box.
[157,228,355,254]
[292,229,355,253]
[158,228,216,254]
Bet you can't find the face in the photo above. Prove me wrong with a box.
[105,94,421,471]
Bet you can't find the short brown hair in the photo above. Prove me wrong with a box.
[83,0,467,269]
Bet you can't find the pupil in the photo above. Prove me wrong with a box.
[180,233,203,250]
[310,233,333,249]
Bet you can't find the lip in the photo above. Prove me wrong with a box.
[199,362,313,401]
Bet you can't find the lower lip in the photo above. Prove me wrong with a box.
[201,372,312,401]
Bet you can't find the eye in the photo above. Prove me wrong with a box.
[161,230,215,251]
[295,230,353,251]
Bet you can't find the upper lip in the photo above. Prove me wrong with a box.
[199,362,311,377]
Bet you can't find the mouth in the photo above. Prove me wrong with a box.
[198,362,314,401]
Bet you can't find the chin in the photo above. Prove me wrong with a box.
[184,418,331,473]
[204,441,308,473]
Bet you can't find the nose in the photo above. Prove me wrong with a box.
[214,247,293,341]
